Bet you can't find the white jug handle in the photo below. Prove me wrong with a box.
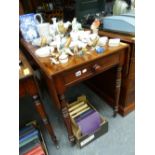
[34,13,43,24]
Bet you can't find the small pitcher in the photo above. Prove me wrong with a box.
[34,13,50,37]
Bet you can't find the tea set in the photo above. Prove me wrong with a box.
[19,13,120,64]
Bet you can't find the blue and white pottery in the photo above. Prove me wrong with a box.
[96,46,105,54]
[19,13,39,42]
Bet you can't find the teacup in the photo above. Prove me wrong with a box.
[98,37,108,46]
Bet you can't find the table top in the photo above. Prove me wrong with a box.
[19,51,33,80]
[20,39,129,78]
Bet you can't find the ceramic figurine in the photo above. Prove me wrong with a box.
[40,36,47,47]
[73,45,79,56]
[64,37,72,48]
[72,17,82,32]
[55,35,61,53]
[64,48,74,56]
[32,36,52,47]
[88,37,99,47]
[90,19,100,35]
[64,21,71,30]
[50,57,59,64]
[57,21,67,35]
[59,53,68,64]
[72,18,77,29]
[51,51,60,59]
[90,19,100,30]
[50,17,57,36]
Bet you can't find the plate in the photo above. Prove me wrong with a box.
[35,46,54,57]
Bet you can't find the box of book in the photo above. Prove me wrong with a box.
[68,95,108,148]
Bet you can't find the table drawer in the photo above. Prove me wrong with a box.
[91,54,119,74]
[63,64,93,86]
[63,54,119,87]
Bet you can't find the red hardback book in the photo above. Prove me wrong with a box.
[24,144,45,155]
[31,148,45,155]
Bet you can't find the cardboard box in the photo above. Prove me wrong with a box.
[68,95,108,148]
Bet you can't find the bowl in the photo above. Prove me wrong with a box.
[35,46,54,57]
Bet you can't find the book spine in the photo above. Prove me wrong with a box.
[19,125,34,136]
[19,139,40,155]
[72,107,90,118]
[75,109,95,122]
[24,145,44,155]
[20,127,36,139]
[19,135,38,148]
[19,130,38,143]
[70,104,89,116]
[68,101,85,112]
[31,147,45,155]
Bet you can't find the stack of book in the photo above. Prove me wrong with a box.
[68,95,101,136]
[19,123,46,155]
[68,95,108,148]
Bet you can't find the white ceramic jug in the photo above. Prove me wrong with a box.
[34,13,50,37]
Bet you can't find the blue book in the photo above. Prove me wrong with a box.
[19,124,35,137]
[19,134,39,148]
[19,130,39,144]
[20,127,36,139]
[19,139,40,155]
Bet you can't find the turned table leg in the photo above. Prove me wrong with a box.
[33,95,59,148]
[114,66,122,117]
[60,94,75,145]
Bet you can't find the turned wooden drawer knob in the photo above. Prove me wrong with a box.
[92,64,101,71]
